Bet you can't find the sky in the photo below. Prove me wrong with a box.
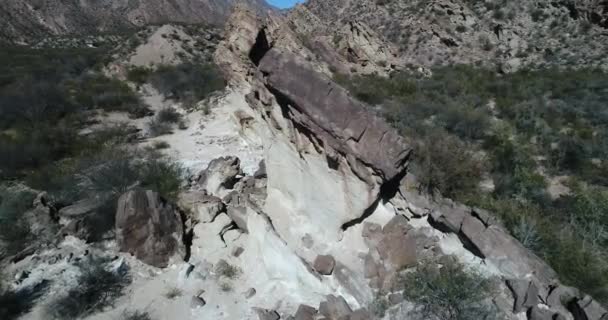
[265,0,306,9]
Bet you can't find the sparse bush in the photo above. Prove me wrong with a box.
[156,108,182,124]
[148,63,225,104]
[370,296,389,317]
[219,282,233,292]
[138,158,184,202]
[153,141,170,149]
[126,66,153,85]
[0,281,50,320]
[147,118,173,137]
[216,261,240,280]
[413,130,486,199]
[164,287,182,299]
[401,259,500,320]
[48,259,130,319]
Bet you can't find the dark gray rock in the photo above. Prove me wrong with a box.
[191,295,206,308]
[376,230,416,270]
[115,189,184,268]
[546,285,580,309]
[196,156,242,194]
[527,306,555,320]
[319,295,352,320]
[346,309,371,320]
[569,295,607,320]
[244,288,256,299]
[232,246,245,257]
[430,201,557,282]
[314,255,336,275]
[294,304,317,320]
[58,197,105,218]
[507,279,539,313]
[254,308,280,320]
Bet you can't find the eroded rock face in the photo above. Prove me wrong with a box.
[115,189,185,268]
[258,49,411,183]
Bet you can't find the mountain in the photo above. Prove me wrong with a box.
[0,0,272,43]
[299,0,608,71]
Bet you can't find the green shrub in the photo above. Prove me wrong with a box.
[138,159,185,202]
[147,63,225,104]
[48,259,130,320]
[126,66,152,85]
[400,259,500,320]
[164,287,182,299]
[156,108,182,124]
[412,130,486,199]
[147,118,173,137]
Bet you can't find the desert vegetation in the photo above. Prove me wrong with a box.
[127,63,225,109]
[400,259,500,320]
[47,259,131,319]
[337,66,608,303]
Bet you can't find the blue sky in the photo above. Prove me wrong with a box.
[266,0,305,9]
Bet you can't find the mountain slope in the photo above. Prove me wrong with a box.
[0,0,272,43]
[301,0,608,70]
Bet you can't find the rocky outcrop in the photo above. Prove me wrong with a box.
[195,156,243,197]
[258,49,411,183]
[115,189,185,268]
[429,200,556,283]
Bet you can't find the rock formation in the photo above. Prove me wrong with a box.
[1,3,608,320]
[115,189,185,268]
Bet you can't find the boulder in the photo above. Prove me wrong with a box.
[226,205,249,233]
[319,295,352,320]
[314,255,336,275]
[569,295,607,320]
[547,285,580,309]
[294,304,317,320]
[196,156,243,195]
[178,191,225,223]
[376,228,416,270]
[244,288,256,299]
[344,309,372,320]
[527,305,555,320]
[382,215,412,236]
[115,189,185,268]
[232,246,245,257]
[506,279,539,313]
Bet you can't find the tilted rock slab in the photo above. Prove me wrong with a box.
[258,48,411,183]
